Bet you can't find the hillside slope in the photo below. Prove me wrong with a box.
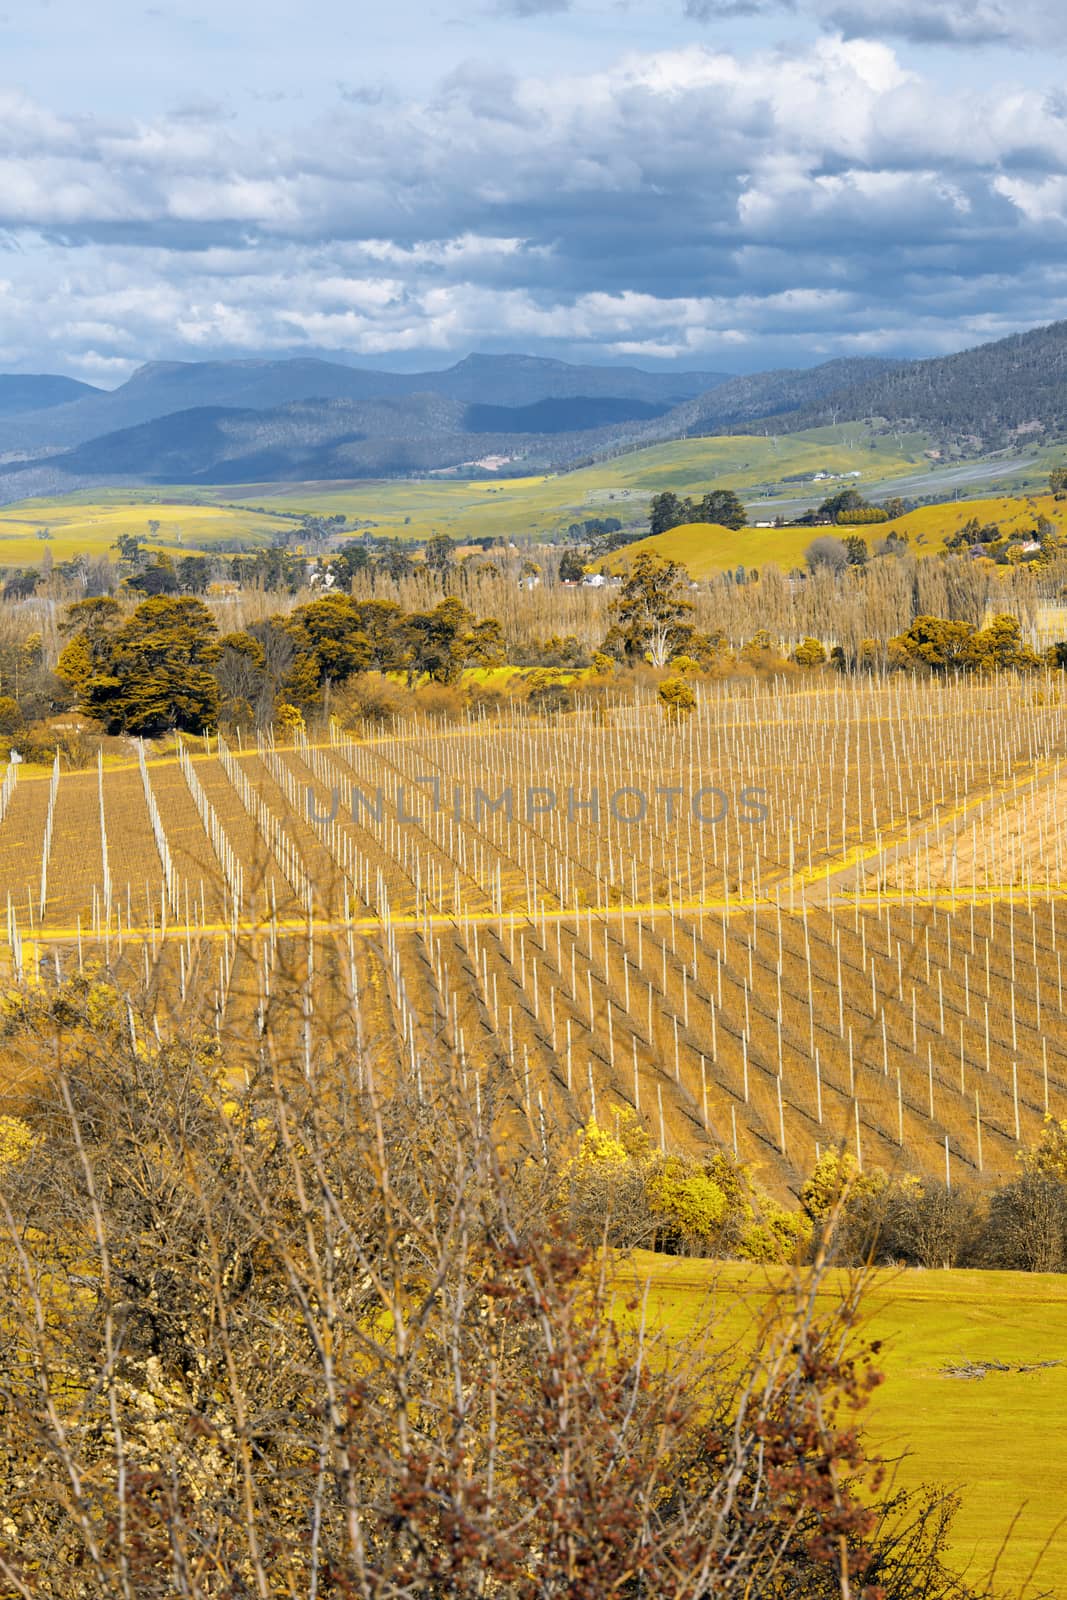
[765,319,1067,449]
[0,375,101,418]
[665,357,904,435]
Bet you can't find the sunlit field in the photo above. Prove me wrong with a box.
[607,493,1067,578]
[0,497,287,565]
[188,424,925,543]
[620,1252,1067,1595]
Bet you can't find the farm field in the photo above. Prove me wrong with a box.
[2,674,1066,1197]
[176,424,925,542]
[0,496,288,565]
[622,1252,1067,1596]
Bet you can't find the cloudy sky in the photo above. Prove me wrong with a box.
[1,0,1065,383]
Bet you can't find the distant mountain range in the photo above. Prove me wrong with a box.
[0,321,1065,501]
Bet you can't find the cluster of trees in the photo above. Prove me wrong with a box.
[945,517,1003,550]
[804,1122,1067,1273]
[0,970,995,1597]
[563,1101,1067,1277]
[649,488,747,535]
[944,515,1057,564]
[797,488,905,527]
[595,553,1059,686]
[563,516,623,541]
[110,535,216,597]
[55,591,507,735]
[887,613,1042,674]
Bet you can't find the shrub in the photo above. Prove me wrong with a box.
[273,700,305,733]
[411,682,467,721]
[0,1006,984,1600]
[0,696,23,736]
[793,637,827,667]
[984,1175,1067,1273]
[333,671,409,728]
[524,668,574,715]
[657,675,696,718]
[6,724,97,769]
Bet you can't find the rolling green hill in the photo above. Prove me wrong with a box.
[607,492,1067,578]
[204,424,921,544]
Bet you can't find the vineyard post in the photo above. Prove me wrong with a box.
[896,1065,903,1145]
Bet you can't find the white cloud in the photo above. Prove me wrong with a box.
[0,35,1066,376]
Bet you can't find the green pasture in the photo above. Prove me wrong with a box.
[621,1252,1067,1596]
[0,496,286,566]
[605,489,1067,578]
[0,424,1017,568]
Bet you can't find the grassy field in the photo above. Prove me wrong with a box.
[605,518,848,577]
[606,493,1067,578]
[623,1251,1067,1596]
[0,497,287,565]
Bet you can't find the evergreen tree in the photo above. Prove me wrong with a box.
[286,594,373,685]
[558,548,586,583]
[79,596,221,735]
[404,597,477,684]
[695,489,747,529]
[649,492,688,537]
[604,552,693,667]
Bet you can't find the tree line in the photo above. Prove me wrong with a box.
[53,592,506,736]
[567,1101,1067,1275]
